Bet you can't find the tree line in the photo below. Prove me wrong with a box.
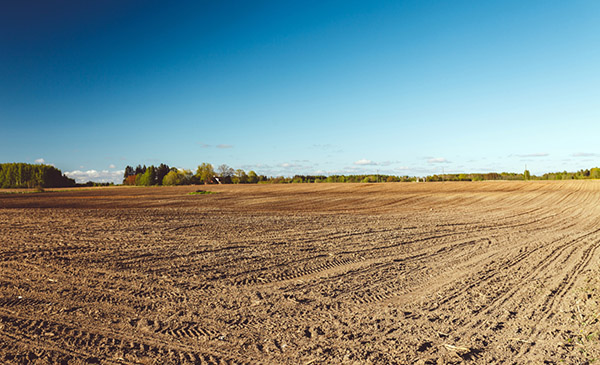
[268,174,414,183]
[425,168,600,182]
[124,163,600,186]
[123,162,431,185]
[2,162,599,189]
[538,168,600,180]
[0,163,76,188]
[425,172,526,182]
[122,163,268,186]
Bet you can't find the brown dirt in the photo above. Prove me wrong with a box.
[1,181,600,364]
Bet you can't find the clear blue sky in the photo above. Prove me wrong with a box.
[2,1,599,182]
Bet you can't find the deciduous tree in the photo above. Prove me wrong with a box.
[196,163,215,184]
[247,170,258,184]
[137,166,156,186]
[233,169,248,184]
[217,164,234,184]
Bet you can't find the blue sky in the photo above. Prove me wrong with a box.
[2,1,600,182]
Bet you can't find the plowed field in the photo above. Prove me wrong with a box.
[1,181,600,364]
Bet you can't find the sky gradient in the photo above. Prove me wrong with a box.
[2,1,600,183]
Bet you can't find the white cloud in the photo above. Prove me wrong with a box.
[354,158,377,166]
[514,153,548,158]
[572,152,598,157]
[109,164,116,169]
[280,162,302,168]
[198,142,233,149]
[35,158,45,164]
[241,163,270,170]
[313,144,334,149]
[427,157,450,164]
[65,169,124,184]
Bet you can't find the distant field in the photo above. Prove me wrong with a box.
[1,181,599,363]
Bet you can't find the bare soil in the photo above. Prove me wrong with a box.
[1,181,599,364]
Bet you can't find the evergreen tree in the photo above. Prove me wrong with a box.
[124,166,134,177]
[123,166,134,184]
[155,163,170,185]
[135,165,146,175]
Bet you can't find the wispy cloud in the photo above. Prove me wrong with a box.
[427,157,450,164]
[354,158,377,166]
[241,163,270,170]
[35,158,45,164]
[514,153,549,158]
[109,164,116,169]
[572,152,598,157]
[198,142,233,149]
[313,144,334,149]
[65,169,124,184]
[238,162,316,176]
[280,162,301,168]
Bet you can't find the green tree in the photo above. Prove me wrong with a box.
[247,170,258,184]
[196,163,215,184]
[233,169,248,184]
[137,165,156,186]
[162,170,180,186]
[524,169,531,180]
[155,163,170,185]
[163,169,193,185]
[0,163,75,188]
